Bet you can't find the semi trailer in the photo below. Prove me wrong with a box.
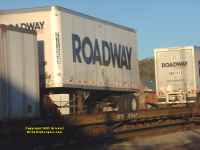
[0,25,40,120]
[154,46,200,104]
[0,6,140,114]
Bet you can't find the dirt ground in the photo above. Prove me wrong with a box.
[2,128,200,150]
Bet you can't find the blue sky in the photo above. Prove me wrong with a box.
[1,0,200,59]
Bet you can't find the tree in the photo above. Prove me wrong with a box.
[139,58,155,89]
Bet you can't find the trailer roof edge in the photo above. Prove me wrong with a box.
[0,5,136,33]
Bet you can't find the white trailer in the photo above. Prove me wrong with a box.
[0,6,140,114]
[154,46,200,104]
[0,6,140,92]
[0,25,40,119]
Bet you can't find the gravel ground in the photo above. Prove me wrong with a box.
[106,129,200,150]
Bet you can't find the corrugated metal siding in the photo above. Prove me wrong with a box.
[0,27,39,119]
